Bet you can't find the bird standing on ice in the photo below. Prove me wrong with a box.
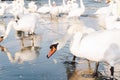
[47,19,120,80]
[67,0,85,18]
[0,13,40,42]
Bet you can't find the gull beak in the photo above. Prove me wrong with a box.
[47,43,58,58]
[0,36,4,42]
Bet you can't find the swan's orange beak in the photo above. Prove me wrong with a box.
[0,36,4,42]
[47,43,58,58]
[0,45,5,51]
[106,0,111,4]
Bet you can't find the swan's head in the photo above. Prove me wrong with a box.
[0,34,8,42]
[52,1,56,6]
[47,43,59,58]
[105,0,111,4]
[0,45,5,51]
[0,36,4,42]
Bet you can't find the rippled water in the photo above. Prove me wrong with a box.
[0,0,120,80]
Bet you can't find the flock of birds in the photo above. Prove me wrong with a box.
[0,0,120,80]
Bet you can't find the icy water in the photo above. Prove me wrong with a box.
[0,0,120,80]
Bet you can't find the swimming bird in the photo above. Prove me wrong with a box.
[47,20,120,79]
[0,13,39,42]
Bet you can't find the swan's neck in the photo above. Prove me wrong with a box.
[63,0,66,6]
[56,33,72,50]
[4,20,17,39]
[116,0,120,17]
[108,0,120,17]
[80,0,85,9]
[48,0,51,7]
[70,32,83,56]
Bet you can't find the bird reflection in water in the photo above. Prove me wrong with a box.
[0,31,41,64]
[64,60,107,80]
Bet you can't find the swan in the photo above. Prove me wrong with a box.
[7,0,25,21]
[47,19,95,61]
[94,0,117,15]
[94,0,118,29]
[37,0,52,14]
[70,0,79,9]
[106,0,120,18]
[95,1,120,30]
[47,20,120,79]
[57,0,72,15]
[49,1,59,20]
[0,2,8,19]
[27,1,37,13]
[67,0,85,18]
[0,13,39,42]
[104,15,120,30]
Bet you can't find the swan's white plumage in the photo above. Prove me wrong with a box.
[2,13,39,40]
[105,15,120,29]
[67,0,85,18]
[95,0,120,29]
[70,30,120,65]
[50,19,120,67]
[37,0,52,14]
[27,1,37,13]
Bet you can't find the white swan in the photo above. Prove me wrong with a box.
[0,2,8,18]
[67,0,85,18]
[6,0,25,21]
[96,0,117,16]
[57,0,71,14]
[37,0,52,14]
[106,0,120,18]
[27,1,37,13]
[47,19,95,55]
[47,20,120,79]
[49,1,59,20]
[94,0,118,29]
[96,1,120,30]
[46,19,95,60]
[0,21,5,34]
[104,15,120,29]
[0,13,39,42]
